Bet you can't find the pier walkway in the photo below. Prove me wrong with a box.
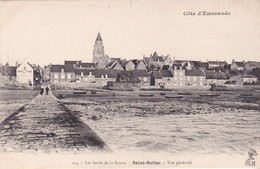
[0,91,111,153]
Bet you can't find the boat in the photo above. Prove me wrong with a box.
[165,95,183,99]
[91,91,97,94]
[73,90,87,94]
[57,94,65,98]
[210,84,228,91]
[160,92,166,95]
[178,92,192,95]
[139,94,154,97]
[199,94,221,97]
[240,93,253,97]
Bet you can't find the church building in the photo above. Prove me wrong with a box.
[93,32,110,68]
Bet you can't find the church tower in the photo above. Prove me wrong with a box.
[93,32,105,64]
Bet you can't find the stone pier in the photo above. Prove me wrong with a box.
[0,91,111,153]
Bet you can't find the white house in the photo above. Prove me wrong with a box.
[16,62,35,86]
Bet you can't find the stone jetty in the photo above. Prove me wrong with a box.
[0,91,111,153]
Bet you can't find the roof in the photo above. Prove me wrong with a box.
[94,69,120,78]
[173,60,187,64]
[160,70,173,77]
[132,70,149,77]
[64,60,82,66]
[185,69,205,76]
[235,61,245,67]
[75,69,95,75]
[205,71,229,79]
[96,32,102,41]
[208,61,227,65]
[79,62,96,68]
[246,61,260,68]
[111,58,121,62]
[143,57,150,65]
[50,65,75,73]
[152,71,163,79]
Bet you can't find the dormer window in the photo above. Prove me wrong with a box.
[105,74,108,78]
[89,72,92,76]
[61,68,64,73]
[81,72,83,76]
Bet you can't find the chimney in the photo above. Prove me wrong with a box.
[174,66,177,70]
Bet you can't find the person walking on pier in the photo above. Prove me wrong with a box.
[40,87,44,95]
[46,86,49,95]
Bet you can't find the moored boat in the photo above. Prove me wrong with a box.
[240,93,253,97]
[178,92,192,95]
[199,94,221,97]
[73,90,87,94]
[139,94,154,97]
[91,91,97,94]
[165,95,183,98]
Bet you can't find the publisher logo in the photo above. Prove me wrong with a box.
[245,149,257,166]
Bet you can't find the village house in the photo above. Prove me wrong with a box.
[149,71,163,87]
[231,60,245,71]
[240,75,258,84]
[74,69,95,83]
[105,60,124,70]
[0,64,17,87]
[16,62,41,86]
[148,52,171,70]
[205,70,230,85]
[159,70,174,88]
[123,60,135,71]
[132,59,147,70]
[132,70,150,86]
[78,62,97,69]
[185,69,206,86]
[244,61,260,72]
[47,65,75,83]
[207,60,227,69]
[94,69,120,86]
[184,61,209,70]
[169,66,185,86]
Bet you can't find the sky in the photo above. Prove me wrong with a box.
[0,0,260,66]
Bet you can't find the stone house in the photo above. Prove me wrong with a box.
[123,60,135,71]
[148,52,165,70]
[205,70,229,85]
[132,70,150,86]
[16,62,41,86]
[75,69,95,83]
[159,70,174,88]
[169,66,185,86]
[94,69,120,86]
[231,60,245,71]
[207,60,227,69]
[0,65,17,87]
[132,60,147,70]
[185,69,206,86]
[105,60,124,70]
[149,71,163,87]
[244,61,260,72]
[49,65,75,83]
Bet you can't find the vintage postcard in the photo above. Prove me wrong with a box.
[0,0,259,168]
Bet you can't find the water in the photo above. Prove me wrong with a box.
[62,91,260,156]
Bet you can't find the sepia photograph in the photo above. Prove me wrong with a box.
[0,0,259,168]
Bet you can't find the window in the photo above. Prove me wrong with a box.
[54,73,59,79]
[67,74,71,79]
[61,73,65,79]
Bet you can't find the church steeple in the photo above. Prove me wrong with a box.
[96,32,102,41]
